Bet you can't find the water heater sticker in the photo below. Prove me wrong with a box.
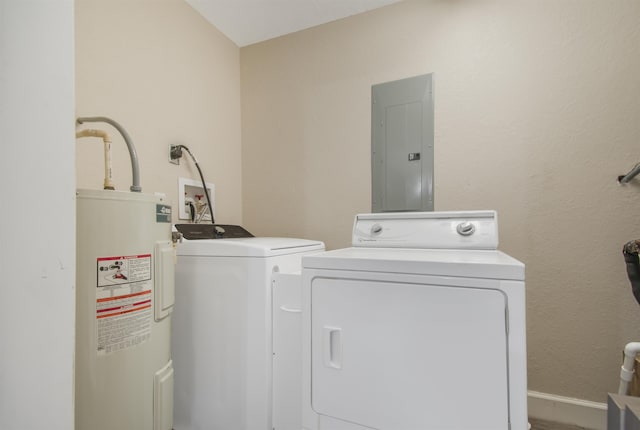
[95,254,153,355]
[97,254,151,287]
[156,204,171,223]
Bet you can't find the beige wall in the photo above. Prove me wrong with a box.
[241,0,640,402]
[76,0,242,224]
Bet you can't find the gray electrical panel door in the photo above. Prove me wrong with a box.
[371,74,434,213]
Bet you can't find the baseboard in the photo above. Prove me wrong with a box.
[528,390,607,430]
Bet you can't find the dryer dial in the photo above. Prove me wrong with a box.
[456,222,475,236]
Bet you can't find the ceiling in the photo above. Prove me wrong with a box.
[185,0,403,47]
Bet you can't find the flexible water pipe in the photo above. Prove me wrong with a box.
[76,129,115,190]
[174,144,215,224]
[76,116,141,192]
[619,342,640,395]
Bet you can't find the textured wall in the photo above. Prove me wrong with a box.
[241,0,640,402]
[76,0,242,224]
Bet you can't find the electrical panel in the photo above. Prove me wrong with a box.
[371,74,434,213]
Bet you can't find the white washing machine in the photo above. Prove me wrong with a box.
[172,236,324,430]
[301,211,527,430]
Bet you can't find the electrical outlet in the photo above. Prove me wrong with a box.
[169,144,180,165]
[178,177,215,221]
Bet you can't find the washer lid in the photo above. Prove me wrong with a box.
[303,247,524,280]
[177,237,324,257]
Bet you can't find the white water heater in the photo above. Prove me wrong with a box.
[76,189,175,430]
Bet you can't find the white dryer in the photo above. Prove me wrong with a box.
[172,236,324,430]
[301,211,527,430]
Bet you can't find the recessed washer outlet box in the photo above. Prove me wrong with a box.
[178,177,215,221]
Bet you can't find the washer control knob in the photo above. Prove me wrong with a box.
[456,222,475,236]
[214,225,226,238]
[370,223,383,235]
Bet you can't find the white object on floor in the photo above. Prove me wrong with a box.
[619,342,640,395]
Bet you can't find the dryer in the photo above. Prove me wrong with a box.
[172,237,324,430]
[301,211,527,430]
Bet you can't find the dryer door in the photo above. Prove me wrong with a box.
[310,277,509,430]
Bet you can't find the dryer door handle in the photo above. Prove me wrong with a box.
[323,326,342,370]
[279,305,302,314]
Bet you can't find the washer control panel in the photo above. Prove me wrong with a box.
[352,211,498,250]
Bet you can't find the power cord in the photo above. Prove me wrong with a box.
[171,144,215,224]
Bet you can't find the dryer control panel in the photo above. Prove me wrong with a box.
[352,211,498,250]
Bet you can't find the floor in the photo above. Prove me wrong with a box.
[529,418,589,430]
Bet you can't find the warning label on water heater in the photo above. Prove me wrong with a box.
[95,254,153,355]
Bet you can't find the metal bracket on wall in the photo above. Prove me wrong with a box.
[169,144,180,165]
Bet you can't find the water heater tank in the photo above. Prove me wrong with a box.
[76,189,175,430]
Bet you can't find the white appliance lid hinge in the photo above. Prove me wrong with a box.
[505,306,510,335]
